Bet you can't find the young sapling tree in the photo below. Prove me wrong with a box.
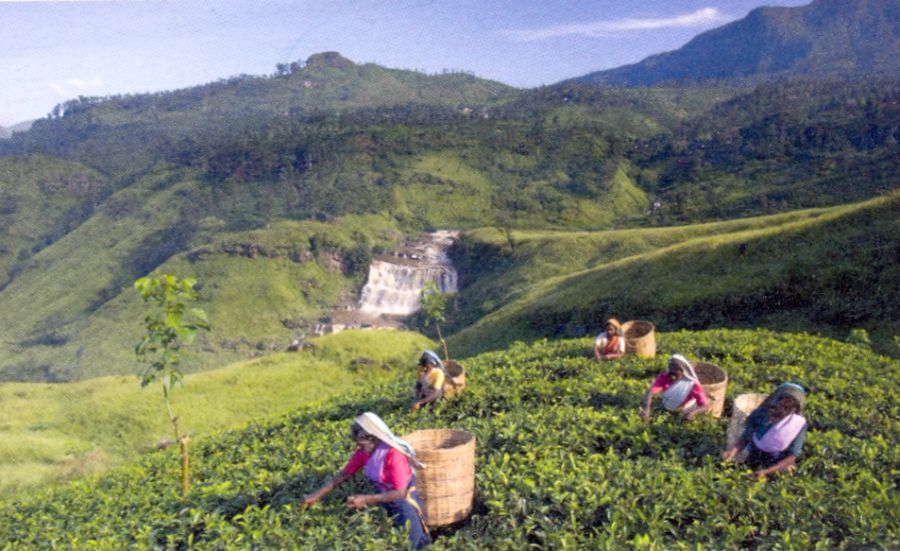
[134,274,209,497]
[420,280,451,361]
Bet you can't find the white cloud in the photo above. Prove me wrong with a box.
[505,8,733,42]
[48,78,105,96]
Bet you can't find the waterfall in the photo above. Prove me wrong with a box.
[357,230,459,317]
[315,230,459,335]
[358,261,458,316]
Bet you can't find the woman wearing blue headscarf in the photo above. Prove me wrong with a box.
[412,350,445,411]
[722,383,808,480]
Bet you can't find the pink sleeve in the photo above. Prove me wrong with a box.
[691,383,709,406]
[342,449,369,476]
[649,373,671,394]
[382,448,412,492]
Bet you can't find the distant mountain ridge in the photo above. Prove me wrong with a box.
[0,120,34,140]
[569,0,900,86]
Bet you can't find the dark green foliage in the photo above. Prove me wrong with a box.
[635,79,900,221]
[0,330,896,548]
[342,241,373,279]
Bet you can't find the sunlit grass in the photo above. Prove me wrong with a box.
[451,192,900,357]
[0,329,434,495]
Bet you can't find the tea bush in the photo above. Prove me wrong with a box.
[0,329,897,549]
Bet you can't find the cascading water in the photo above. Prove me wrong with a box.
[323,230,459,333]
[357,230,458,317]
[357,261,457,316]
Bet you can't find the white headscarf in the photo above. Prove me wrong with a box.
[662,354,699,411]
[668,354,699,381]
[354,412,426,469]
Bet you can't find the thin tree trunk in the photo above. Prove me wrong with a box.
[164,387,190,496]
[436,324,449,361]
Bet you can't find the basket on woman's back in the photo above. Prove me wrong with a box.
[442,360,466,397]
[693,361,728,418]
[402,428,476,527]
[621,320,656,358]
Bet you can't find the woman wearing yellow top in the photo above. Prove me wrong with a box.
[411,350,445,411]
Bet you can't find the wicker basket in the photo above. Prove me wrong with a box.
[693,361,728,418]
[443,360,466,397]
[726,393,768,454]
[621,320,656,358]
[402,429,476,527]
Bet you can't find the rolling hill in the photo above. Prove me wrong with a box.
[0,5,897,386]
[0,5,896,544]
[448,192,900,358]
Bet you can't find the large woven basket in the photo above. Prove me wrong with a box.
[621,320,656,358]
[693,361,728,418]
[725,393,768,453]
[443,360,466,397]
[402,429,476,527]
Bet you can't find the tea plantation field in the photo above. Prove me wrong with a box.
[0,329,896,549]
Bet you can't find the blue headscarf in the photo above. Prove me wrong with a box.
[769,382,806,411]
[420,350,443,370]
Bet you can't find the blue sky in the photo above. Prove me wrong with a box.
[0,0,811,126]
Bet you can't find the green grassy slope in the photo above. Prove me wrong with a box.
[0,75,895,387]
[0,329,895,548]
[450,202,836,328]
[0,159,408,382]
[0,154,107,286]
[0,330,433,495]
[0,151,652,383]
[449,192,900,357]
[0,167,192,381]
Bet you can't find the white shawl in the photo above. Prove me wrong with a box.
[661,355,699,411]
[355,412,426,469]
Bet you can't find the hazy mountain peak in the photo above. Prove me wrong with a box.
[568,0,900,86]
[305,51,355,71]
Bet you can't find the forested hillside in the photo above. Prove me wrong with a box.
[0,49,896,383]
[633,79,899,222]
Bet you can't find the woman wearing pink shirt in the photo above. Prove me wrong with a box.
[303,412,431,548]
[640,354,710,422]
